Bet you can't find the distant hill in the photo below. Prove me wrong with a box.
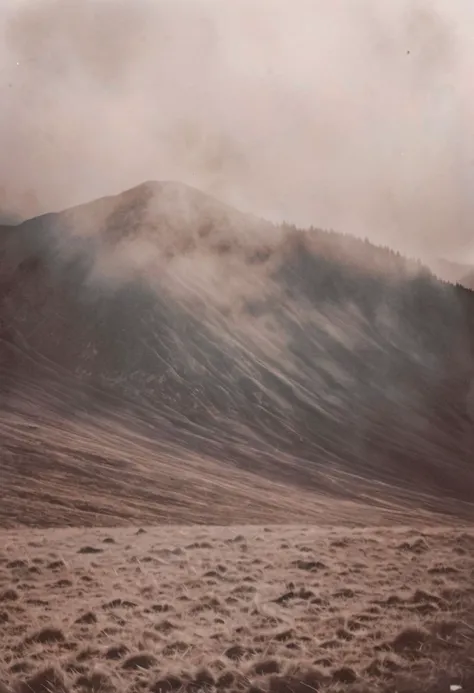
[431,258,474,290]
[1,180,474,525]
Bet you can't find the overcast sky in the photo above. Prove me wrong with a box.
[0,0,473,262]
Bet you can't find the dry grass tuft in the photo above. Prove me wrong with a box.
[150,675,185,693]
[122,653,158,670]
[391,626,430,653]
[78,547,103,555]
[0,589,19,603]
[25,627,66,645]
[18,666,67,693]
[104,644,129,660]
[76,670,113,692]
[75,612,98,625]
[332,665,357,684]
[252,659,281,675]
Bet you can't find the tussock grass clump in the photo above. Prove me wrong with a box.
[19,666,68,693]
[122,653,157,670]
[25,627,66,645]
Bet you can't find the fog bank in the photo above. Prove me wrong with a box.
[0,0,472,261]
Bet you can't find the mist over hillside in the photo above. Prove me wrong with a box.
[1,0,473,264]
[432,258,474,291]
[1,181,474,525]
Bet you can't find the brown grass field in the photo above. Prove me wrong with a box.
[2,406,474,692]
[1,523,474,693]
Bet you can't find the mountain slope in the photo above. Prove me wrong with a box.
[1,181,474,526]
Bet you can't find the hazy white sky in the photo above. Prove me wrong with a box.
[0,0,473,261]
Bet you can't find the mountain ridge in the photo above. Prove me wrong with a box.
[1,181,474,526]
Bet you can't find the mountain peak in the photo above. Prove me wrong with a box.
[1,179,474,525]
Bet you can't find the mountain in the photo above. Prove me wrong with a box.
[1,180,474,527]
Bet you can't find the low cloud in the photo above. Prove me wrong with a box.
[0,0,472,262]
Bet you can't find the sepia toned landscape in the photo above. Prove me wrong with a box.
[2,1,474,691]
